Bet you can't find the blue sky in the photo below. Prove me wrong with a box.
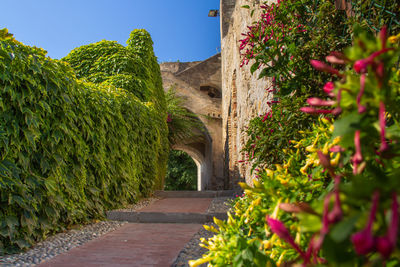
[0,0,221,62]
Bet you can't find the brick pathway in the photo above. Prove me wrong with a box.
[38,223,201,267]
[37,197,213,267]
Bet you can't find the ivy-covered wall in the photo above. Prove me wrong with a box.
[0,29,168,254]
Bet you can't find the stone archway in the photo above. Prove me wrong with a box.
[172,143,211,191]
[160,54,224,190]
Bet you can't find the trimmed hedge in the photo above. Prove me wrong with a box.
[0,29,168,253]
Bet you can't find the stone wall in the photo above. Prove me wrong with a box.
[160,55,224,190]
[220,0,273,186]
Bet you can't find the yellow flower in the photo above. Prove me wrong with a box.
[330,153,341,167]
[277,250,287,266]
[388,33,400,44]
[189,256,213,267]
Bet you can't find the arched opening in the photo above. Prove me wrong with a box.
[171,143,211,191]
[200,84,222,98]
[164,150,197,191]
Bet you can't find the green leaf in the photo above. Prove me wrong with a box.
[250,62,260,74]
[330,214,360,243]
[298,213,321,232]
[333,112,362,138]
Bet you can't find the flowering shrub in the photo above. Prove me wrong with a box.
[191,118,333,266]
[293,26,400,265]
[193,25,400,267]
[240,0,350,96]
[244,94,311,170]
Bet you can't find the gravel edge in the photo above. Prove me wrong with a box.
[0,197,158,267]
[172,197,234,267]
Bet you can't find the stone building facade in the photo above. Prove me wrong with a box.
[160,55,224,190]
[220,0,273,186]
[160,0,273,189]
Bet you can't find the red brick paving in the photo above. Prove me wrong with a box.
[37,223,202,267]
[138,198,212,213]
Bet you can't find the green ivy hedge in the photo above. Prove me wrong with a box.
[0,29,168,254]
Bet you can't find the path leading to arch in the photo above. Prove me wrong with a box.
[37,223,201,267]
[36,191,234,267]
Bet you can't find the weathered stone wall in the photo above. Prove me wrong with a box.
[160,55,224,190]
[220,0,273,187]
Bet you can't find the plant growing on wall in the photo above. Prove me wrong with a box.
[165,87,205,145]
[192,27,400,267]
[191,0,399,265]
[0,28,168,254]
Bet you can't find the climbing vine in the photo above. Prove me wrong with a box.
[0,28,168,254]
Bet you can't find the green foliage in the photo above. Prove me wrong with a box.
[244,94,312,170]
[164,150,197,191]
[0,29,168,254]
[64,29,169,191]
[166,87,205,145]
[240,0,351,96]
[194,1,400,266]
[127,29,167,114]
[192,118,333,266]
[62,40,148,100]
[349,0,400,35]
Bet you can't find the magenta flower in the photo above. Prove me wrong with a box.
[306,97,335,106]
[325,51,349,65]
[167,113,172,123]
[300,107,333,114]
[351,191,379,255]
[317,151,334,176]
[266,216,306,258]
[356,74,367,113]
[323,82,335,97]
[380,26,387,49]
[310,60,343,77]
[354,47,393,74]
[352,130,363,174]
[330,145,345,153]
[354,59,369,74]
[376,192,398,259]
[379,101,389,152]
[327,176,343,224]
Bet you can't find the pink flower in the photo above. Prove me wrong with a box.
[357,74,367,113]
[317,151,334,176]
[323,82,335,97]
[266,216,306,258]
[354,59,369,74]
[375,62,385,88]
[306,97,335,106]
[379,26,387,49]
[326,51,349,64]
[325,56,344,65]
[354,47,393,74]
[300,107,333,114]
[351,191,379,255]
[330,145,345,153]
[379,101,389,152]
[376,193,398,259]
[310,60,343,77]
[352,131,363,174]
[167,114,172,123]
[327,176,343,224]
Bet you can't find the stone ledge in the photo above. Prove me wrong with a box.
[107,211,228,224]
[154,190,236,198]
